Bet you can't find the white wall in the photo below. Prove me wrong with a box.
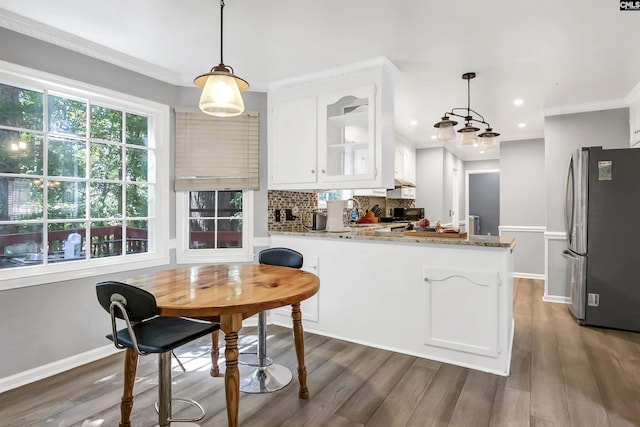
[415,147,444,220]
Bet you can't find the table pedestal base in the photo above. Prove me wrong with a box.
[239,364,292,393]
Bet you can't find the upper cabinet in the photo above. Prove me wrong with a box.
[268,57,398,191]
[394,135,416,185]
[630,90,640,147]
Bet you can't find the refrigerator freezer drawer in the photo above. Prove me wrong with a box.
[563,250,586,321]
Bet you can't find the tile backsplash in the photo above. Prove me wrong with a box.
[268,190,415,232]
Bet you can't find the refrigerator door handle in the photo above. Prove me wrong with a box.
[564,156,575,248]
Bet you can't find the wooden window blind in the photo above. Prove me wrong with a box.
[174,109,259,191]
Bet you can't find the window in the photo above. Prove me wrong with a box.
[0,64,169,289]
[317,189,353,208]
[188,191,243,249]
[176,190,253,264]
[174,109,258,264]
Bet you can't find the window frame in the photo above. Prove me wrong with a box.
[175,190,254,264]
[0,61,170,291]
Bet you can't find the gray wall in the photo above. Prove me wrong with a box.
[499,139,546,277]
[500,139,545,226]
[544,109,629,298]
[0,28,269,379]
[469,172,500,235]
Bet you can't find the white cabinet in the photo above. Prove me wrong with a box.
[269,234,514,376]
[394,137,416,185]
[269,95,318,185]
[630,93,640,147]
[268,57,397,191]
[386,186,415,199]
[353,188,387,197]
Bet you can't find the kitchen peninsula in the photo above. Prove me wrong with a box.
[269,226,515,376]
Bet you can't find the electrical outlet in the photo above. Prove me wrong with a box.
[292,206,299,215]
[285,208,296,221]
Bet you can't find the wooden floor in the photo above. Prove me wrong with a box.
[2,279,640,427]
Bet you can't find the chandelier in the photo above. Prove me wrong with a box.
[433,72,499,149]
[194,0,249,117]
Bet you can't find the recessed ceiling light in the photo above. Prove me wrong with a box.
[518,123,526,128]
[410,120,418,126]
[513,99,523,106]
[431,135,437,140]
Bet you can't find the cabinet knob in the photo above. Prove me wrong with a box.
[321,169,326,174]
[311,169,316,174]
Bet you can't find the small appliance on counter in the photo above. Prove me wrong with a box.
[380,207,424,222]
[302,211,327,231]
[325,200,351,232]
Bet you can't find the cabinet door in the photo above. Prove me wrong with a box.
[269,96,318,186]
[317,85,376,185]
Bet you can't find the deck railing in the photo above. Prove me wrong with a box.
[0,226,148,257]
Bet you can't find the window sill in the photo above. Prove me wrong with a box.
[0,254,171,292]
[176,250,255,265]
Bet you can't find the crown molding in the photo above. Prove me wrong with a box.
[0,10,182,85]
[625,79,640,104]
[543,98,628,117]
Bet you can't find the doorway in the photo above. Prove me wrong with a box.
[466,170,500,236]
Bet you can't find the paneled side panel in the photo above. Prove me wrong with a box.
[422,266,501,357]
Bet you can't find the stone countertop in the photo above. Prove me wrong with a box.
[269,224,516,249]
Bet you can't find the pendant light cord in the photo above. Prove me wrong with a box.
[466,77,471,119]
[219,0,225,65]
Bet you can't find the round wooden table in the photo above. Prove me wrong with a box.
[118,264,320,427]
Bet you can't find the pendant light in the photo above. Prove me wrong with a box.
[433,72,499,148]
[194,0,249,117]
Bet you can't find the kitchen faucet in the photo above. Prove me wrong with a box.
[346,198,360,222]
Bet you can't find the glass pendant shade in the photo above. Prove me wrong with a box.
[434,116,458,141]
[459,123,479,145]
[436,122,457,141]
[478,128,499,149]
[198,74,245,117]
[480,136,497,149]
[459,130,478,145]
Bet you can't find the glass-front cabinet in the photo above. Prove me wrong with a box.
[267,57,397,191]
[318,86,376,183]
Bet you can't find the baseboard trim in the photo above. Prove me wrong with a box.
[514,272,545,280]
[543,295,571,304]
[0,344,119,394]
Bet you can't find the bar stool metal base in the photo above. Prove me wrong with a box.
[239,363,293,393]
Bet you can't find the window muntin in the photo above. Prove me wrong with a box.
[0,82,156,270]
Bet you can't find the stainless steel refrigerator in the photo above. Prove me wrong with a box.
[564,146,640,332]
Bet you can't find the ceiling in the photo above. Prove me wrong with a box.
[2,0,640,161]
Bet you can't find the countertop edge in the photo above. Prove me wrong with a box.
[269,228,516,249]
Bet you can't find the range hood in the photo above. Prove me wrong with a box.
[387,178,415,199]
[393,178,415,188]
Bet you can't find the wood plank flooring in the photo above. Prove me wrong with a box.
[2,279,640,426]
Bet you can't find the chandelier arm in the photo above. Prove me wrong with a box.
[446,108,490,127]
